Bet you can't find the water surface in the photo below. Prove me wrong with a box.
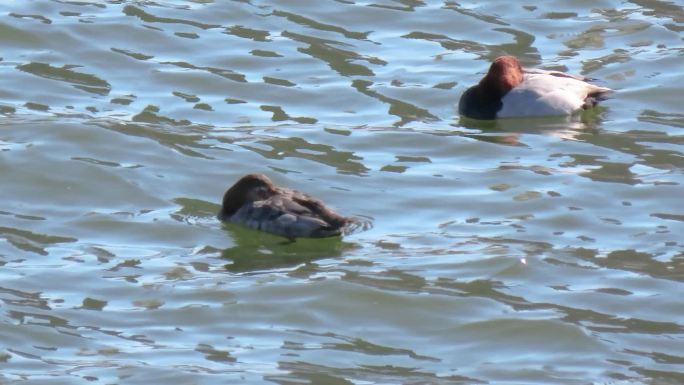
[1,1,684,384]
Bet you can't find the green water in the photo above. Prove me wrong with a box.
[1,1,683,384]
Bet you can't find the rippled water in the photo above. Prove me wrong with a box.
[1,1,684,384]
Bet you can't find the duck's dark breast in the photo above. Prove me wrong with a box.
[458,86,503,120]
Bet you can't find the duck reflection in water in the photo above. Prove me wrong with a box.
[456,103,607,147]
[220,223,360,272]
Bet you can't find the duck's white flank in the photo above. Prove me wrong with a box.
[497,69,612,118]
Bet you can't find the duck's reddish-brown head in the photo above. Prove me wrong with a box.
[479,56,524,98]
[219,173,278,218]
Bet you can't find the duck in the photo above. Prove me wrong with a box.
[458,56,612,120]
[218,173,351,238]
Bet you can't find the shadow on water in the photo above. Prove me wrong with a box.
[219,223,360,273]
[449,111,602,148]
[458,107,604,135]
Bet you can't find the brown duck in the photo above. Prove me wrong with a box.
[218,174,351,238]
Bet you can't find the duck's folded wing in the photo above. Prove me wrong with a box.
[230,198,343,238]
[267,212,342,238]
[525,68,612,93]
[229,202,283,229]
[291,193,348,227]
[524,68,587,81]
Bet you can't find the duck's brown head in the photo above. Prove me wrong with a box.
[219,173,278,219]
[479,56,524,99]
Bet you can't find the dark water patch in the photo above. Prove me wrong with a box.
[574,248,684,282]
[0,21,41,46]
[442,2,509,26]
[24,102,50,111]
[122,5,220,30]
[630,0,684,23]
[81,297,107,311]
[195,343,236,363]
[241,135,368,175]
[0,210,45,221]
[368,1,428,13]
[175,32,199,39]
[663,23,684,32]
[263,76,296,87]
[250,49,282,57]
[225,25,271,41]
[110,47,154,61]
[542,12,579,19]
[260,105,317,124]
[580,162,640,184]
[93,120,214,160]
[581,50,633,73]
[402,31,486,54]
[491,27,539,58]
[639,110,684,129]
[270,360,483,385]
[290,330,439,361]
[380,164,407,173]
[651,213,684,222]
[8,13,52,24]
[625,348,684,364]
[431,275,684,335]
[225,97,246,104]
[71,156,140,168]
[0,226,77,256]
[193,103,213,111]
[394,155,432,163]
[593,287,633,295]
[7,310,70,328]
[17,62,111,96]
[351,79,438,126]
[170,197,219,223]
[432,81,457,89]
[632,367,684,385]
[272,10,371,41]
[132,105,191,126]
[172,91,200,103]
[0,286,51,310]
[0,105,17,114]
[282,31,384,77]
[161,61,247,83]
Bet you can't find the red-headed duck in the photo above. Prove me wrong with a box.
[459,56,612,120]
[218,173,350,238]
